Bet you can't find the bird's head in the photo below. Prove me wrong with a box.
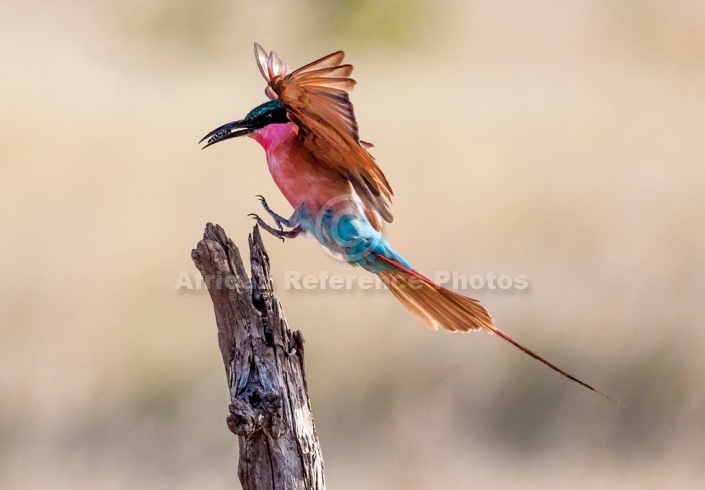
[200,99,288,149]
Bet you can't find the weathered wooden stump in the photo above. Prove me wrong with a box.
[192,223,325,489]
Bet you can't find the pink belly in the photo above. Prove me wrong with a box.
[250,123,352,216]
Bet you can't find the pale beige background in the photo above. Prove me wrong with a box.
[2,1,704,488]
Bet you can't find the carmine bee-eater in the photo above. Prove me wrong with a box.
[201,43,614,402]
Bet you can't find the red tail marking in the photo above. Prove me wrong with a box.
[374,254,438,286]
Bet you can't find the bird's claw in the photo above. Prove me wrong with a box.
[248,213,286,241]
[254,195,284,231]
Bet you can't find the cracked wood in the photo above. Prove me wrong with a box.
[192,223,325,490]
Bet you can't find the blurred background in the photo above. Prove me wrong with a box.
[2,0,704,488]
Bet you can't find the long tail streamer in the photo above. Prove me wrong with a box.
[375,254,621,405]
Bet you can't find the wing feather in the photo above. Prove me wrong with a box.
[253,43,394,224]
[290,51,347,75]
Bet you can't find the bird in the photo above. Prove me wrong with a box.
[201,43,616,403]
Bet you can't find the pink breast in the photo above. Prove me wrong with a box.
[248,122,354,215]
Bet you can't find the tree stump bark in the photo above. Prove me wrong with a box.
[192,223,325,489]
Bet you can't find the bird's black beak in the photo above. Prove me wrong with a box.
[199,119,253,149]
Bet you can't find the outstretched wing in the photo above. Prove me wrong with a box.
[254,43,394,225]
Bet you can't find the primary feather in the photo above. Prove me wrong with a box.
[253,43,394,225]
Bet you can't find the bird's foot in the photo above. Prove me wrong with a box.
[255,195,295,229]
[248,213,302,242]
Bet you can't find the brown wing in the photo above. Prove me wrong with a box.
[254,43,394,225]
